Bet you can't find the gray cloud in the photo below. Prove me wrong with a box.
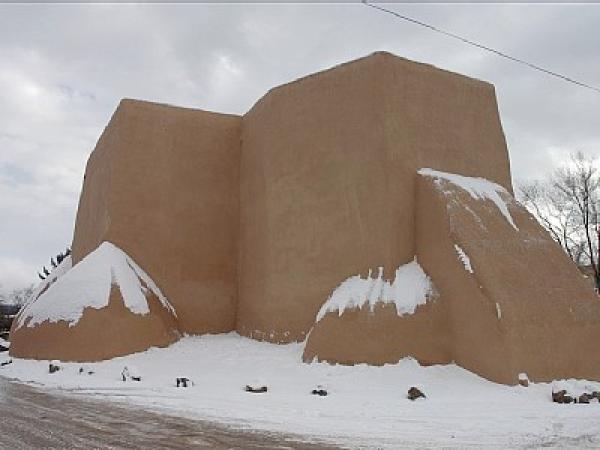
[0,3,598,293]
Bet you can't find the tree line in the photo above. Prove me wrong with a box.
[518,152,600,291]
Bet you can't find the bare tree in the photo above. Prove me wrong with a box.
[518,152,600,290]
[6,285,34,307]
[0,285,34,307]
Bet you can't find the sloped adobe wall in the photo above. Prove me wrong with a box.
[417,172,600,383]
[11,243,179,361]
[304,171,600,384]
[10,285,179,361]
[414,172,518,384]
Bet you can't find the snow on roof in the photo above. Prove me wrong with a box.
[418,168,518,231]
[315,260,434,323]
[16,242,176,329]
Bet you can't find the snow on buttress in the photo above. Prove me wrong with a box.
[13,255,73,326]
[454,244,474,273]
[16,242,175,329]
[315,259,434,323]
[418,168,519,231]
[32,256,72,302]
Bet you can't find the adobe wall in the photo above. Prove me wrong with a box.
[304,172,600,384]
[414,175,513,383]
[71,100,242,335]
[302,299,453,367]
[237,52,512,343]
[421,175,600,383]
[382,56,512,192]
[10,285,179,361]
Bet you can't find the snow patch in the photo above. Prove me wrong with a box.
[419,168,518,231]
[518,373,528,381]
[16,242,175,329]
[496,302,502,320]
[13,256,73,328]
[315,260,434,323]
[454,244,473,273]
[30,256,72,305]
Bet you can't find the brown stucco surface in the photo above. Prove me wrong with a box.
[238,52,511,343]
[11,52,600,384]
[71,99,241,335]
[419,175,600,384]
[10,283,179,362]
[304,173,600,384]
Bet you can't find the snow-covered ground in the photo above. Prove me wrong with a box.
[2,333,600,449]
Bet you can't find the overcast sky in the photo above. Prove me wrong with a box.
[0,3,598,294]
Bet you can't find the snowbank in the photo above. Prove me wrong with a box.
[315,260,434,323]
[16,242,175,329]
[2,333,600,449]
[419,168,518,231]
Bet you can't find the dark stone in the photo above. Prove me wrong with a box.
[49,363,60,374]
[311,389,328,397]
[131,376,142,382]
[176,377,191,388]
[245,385,268,393]
[0,359,12,367]
[552,390,567,403]
[591,391,600,399]
[579,393,591,404]
[0,344,8,353]
[407,387,426,401]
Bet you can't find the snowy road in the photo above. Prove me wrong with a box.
[0,377,337,449]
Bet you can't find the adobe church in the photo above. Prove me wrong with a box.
[11,52,600,385]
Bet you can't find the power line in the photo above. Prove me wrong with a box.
[362,1,600,94]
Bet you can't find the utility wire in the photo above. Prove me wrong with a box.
[362,1,600,94]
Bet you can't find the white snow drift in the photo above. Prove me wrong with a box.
[419,168,519,231]
[16,242,175,329]
[315,260,434,323]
